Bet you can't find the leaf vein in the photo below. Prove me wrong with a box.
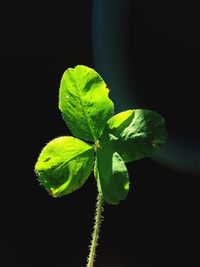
[72,74,96,141]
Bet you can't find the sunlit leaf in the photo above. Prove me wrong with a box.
[96,146,129,205]
[35,136,94,197]
[101,109,166,162]
[59,65,114,142]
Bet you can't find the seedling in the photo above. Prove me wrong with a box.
[35,65,166,267]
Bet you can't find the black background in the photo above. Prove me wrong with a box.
[1,1,199,267]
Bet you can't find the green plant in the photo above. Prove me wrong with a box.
[35,65,166,267]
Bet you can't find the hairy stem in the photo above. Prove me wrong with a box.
[87,189,104,267]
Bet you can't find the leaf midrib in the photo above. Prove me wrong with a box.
[72,73,96,141]
[55,146,93,171]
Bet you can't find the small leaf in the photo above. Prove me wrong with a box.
[101,109,166,162]
[96,146,129,205]
[59,65,114,142]
[35,136,94,197]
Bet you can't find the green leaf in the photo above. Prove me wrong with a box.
[96,146,129,205]
[101,109,167,162]
[35,136,94,197]
[59,65,114,142]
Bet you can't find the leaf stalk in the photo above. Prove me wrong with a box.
[87,188,104,267]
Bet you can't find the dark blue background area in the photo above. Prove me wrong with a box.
[92,0,200,175]
[1,1,199,267]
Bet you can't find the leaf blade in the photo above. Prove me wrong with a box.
[35,136,94,197]
[96,147,129,205]
[59,65,114,141]
[101,109,167,162]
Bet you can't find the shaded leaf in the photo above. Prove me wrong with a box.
[59,65,114,142]
[101,109,166,162]
[35,136,94,197]
[96,146,129,205]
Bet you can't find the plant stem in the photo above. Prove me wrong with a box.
[87,190,104,267]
